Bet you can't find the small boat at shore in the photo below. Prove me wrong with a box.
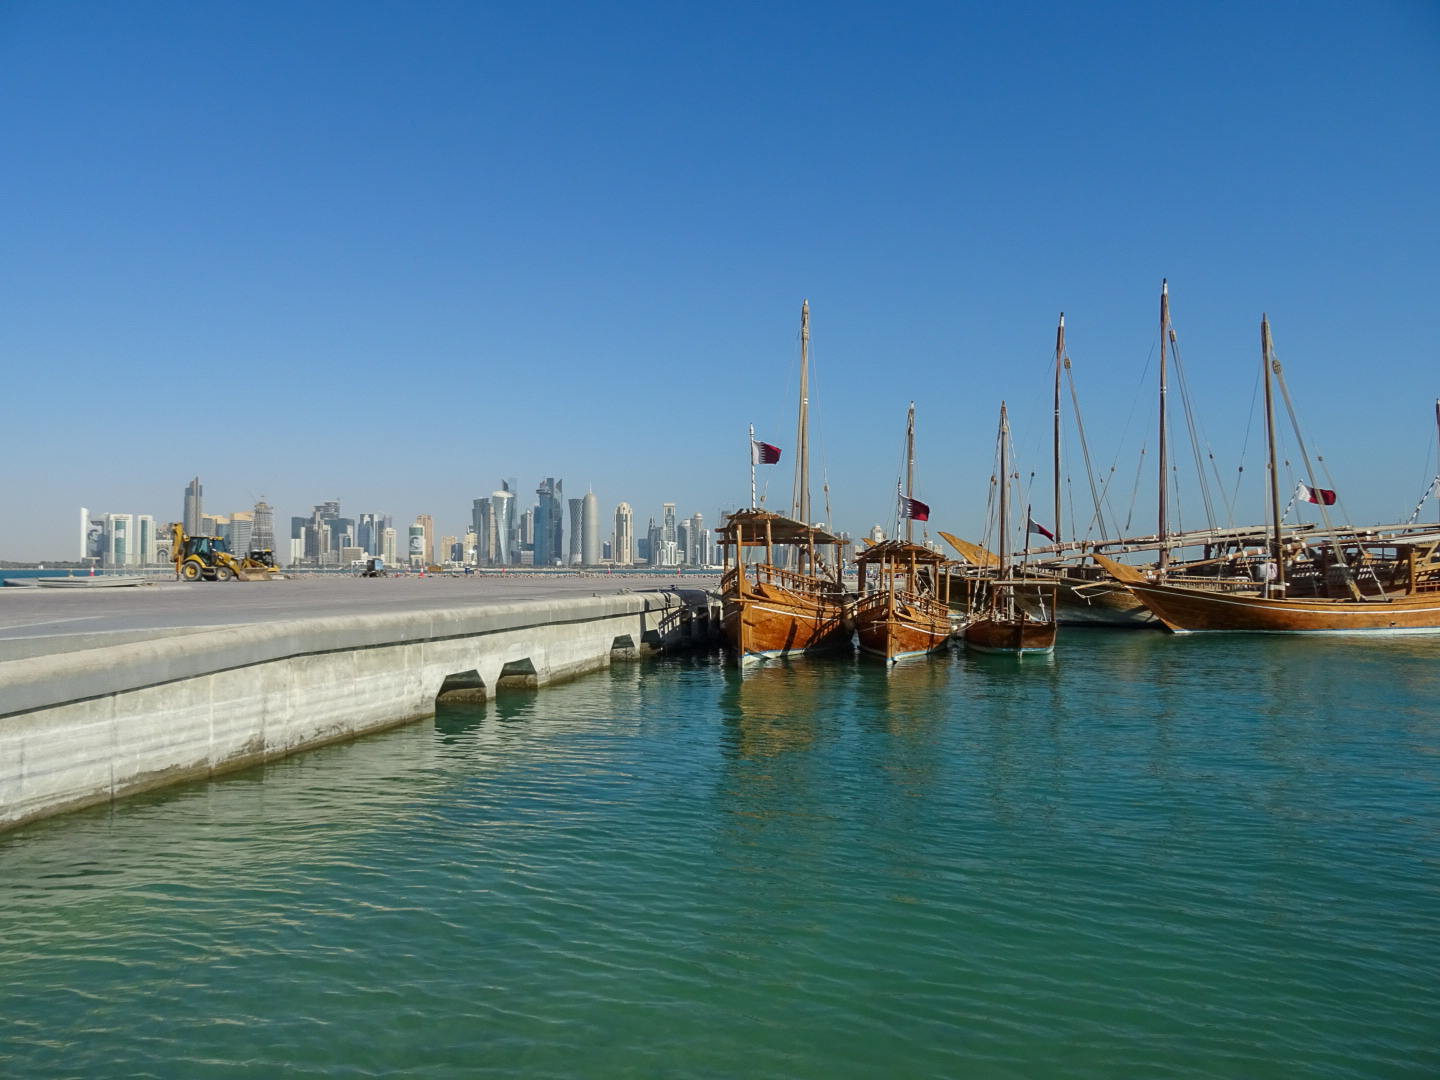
[852,404,955,661]
[963,402,1058,656]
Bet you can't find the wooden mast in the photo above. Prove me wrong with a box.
[1262,314,1285,596]
[795,301,811,528]
[1158,280,1170,574]
[905,401,916,544]
[1054,313,1064,546]
[998,402,1010,577]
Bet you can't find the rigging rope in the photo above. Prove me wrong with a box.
[1167,330,1221,531]
[1273,359,1351,530]
[1230,360,1263,522]
[1065,362,1110,540]
[1406,476,1440,525]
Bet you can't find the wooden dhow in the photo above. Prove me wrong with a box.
[852,403,955,661]
[1094,315,1440,633]
[720,510,851,659]
[962,402,1059,655]
[719,300,851,662]
[1093,545,1440,632]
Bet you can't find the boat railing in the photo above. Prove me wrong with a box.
[851,589,949,621]
[725,562,845,600]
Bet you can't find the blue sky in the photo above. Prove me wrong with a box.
[1,2,1437,559]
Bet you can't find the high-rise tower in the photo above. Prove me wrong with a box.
[183,478,203,536]
[582,491,600,566]
[252,500,275,553]
[568,498,585,565]
[614,502,634,566]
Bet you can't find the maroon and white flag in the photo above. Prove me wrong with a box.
[751,439,782,465]
[901,496,930,522]
[1298,482,1337,506]
[1027,514,1055,541]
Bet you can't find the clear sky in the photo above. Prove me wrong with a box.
[2,2,1437,560]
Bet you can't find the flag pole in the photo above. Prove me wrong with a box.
[1023,504,1033,571]
[750,424,757,509]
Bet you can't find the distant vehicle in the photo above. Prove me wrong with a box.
[359,557,386,578]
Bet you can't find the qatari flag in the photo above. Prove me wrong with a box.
[1027,514,1055,541]
[901,497,930,522]
[1299,482,1337,506]
[751,439,782,465]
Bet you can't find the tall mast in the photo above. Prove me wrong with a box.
[1435,398,1440,525]
[794,299,811,528]
[1262,315,1285,596]
[998,402,1010,576]
[905,401,916,543]
[1157,280,1170,573]
[1054,312,1064,546]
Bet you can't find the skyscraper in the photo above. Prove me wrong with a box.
[490,490,514,564]
[614,502,634,566]
[357,512,381,556]
[408,524,425,566]
[568,498,585,565]
[534,478,562,567]
[228,512,254,557]
[79,507,89,559]
[416,514,435,565]
[582,491,600,566]
[663,502,677,546]
[689,512,706,565]
[102,513,134,567]
[137,515,157,565]
[252,500,275,553]
[183,478,203,536]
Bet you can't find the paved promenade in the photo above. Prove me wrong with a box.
[0,573,718,662]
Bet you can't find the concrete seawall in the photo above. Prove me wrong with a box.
[0,588,714,833]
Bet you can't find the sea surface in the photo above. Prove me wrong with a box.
[2,632,1437,1078]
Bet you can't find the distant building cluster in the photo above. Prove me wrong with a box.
[467,479,714,569]
[80,509,160,567]
[289,502,398,568]
[80,477,275,568]
[76,476,720,571]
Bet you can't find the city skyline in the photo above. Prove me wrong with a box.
[70,475,725,570]
[2,6,1438,560]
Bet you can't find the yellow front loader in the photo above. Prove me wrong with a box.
[169,523,278,582]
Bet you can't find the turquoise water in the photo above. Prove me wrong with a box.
[2,633,1438,1078]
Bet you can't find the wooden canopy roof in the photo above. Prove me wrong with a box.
[855,539,953,567]
[718,508,843,547]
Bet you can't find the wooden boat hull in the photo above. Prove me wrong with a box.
[854,600,951,661]
[723,584,852,660]
[1116,580,1440,634]
[1050,580,1156,627]
[962,617,1057,655]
